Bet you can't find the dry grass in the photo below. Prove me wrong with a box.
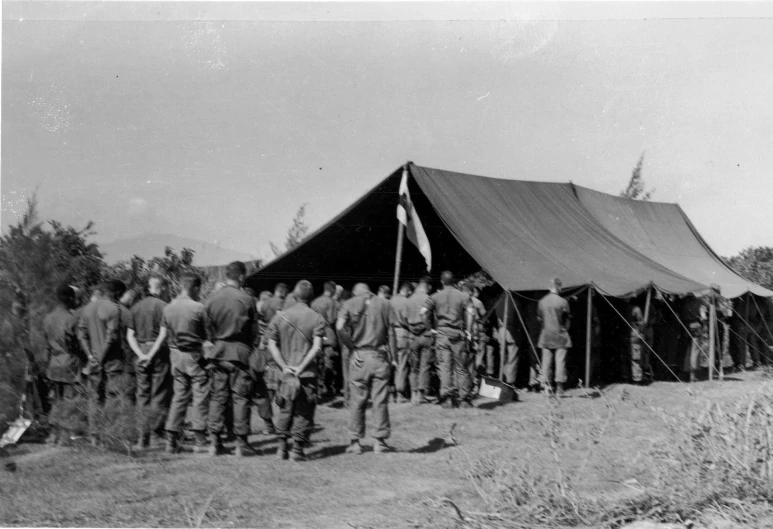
[4,372,773,528]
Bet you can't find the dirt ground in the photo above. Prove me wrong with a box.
[2,371,770,528]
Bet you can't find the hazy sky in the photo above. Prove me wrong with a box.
[3,2,773,261]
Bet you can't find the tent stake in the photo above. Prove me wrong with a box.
[585,285,593,388]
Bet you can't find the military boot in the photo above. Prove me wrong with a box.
[234,435,251,457]
[345,440,363,455]
[132,434,149,451]
[373,438,392,454]
[289,445,306,462]
[193,431,208,454]
[164,431,179,454]
[208,433,222,457]
[276,438,289,460]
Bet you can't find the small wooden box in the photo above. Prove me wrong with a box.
[478,377,517,402]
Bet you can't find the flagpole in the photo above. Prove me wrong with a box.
[392,165,408,294]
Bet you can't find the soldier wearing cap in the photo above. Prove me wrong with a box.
[422,271,475,408]
[378,285,392,300]
[537,277,572,395]
[267,280,326,461]
[130,274,171,449]
[153,271,211,454]
[311,281,341,399]
[337,283,398,454]
[390,282,414,403]
[44,284,87,444]
[406,277,435,405]
[204,261,258,457]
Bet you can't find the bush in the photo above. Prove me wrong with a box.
[48,377,145,455]
[449,388,773,529]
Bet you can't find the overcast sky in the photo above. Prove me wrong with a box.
[3,2,773,261]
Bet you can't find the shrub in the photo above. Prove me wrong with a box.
[449,388,773,529]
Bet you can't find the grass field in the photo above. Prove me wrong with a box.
[3,371,773,528]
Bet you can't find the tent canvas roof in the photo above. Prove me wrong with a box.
[574,186,772,298]
[247,163,765,298]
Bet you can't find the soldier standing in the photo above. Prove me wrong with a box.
[390,282,414,403]
[43,284,87,444]
[422,271,475,409]
[130,275,171,449]
[337,283,397,454]
[267,280,326,461]
[311,281,341,400]
[406,277,434,405]
[118,287,139,403]
[204,261,258,457]
[462,284,487,381]
[77,280,125,403]
[155,272,211,454]
[537,277,572,395]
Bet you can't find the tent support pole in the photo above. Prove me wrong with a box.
[500,291,509,382]
[392,219,405,296]
[745,294,751,367]
[585,285,593,389]
[644,284,652,323]
[709,289,716,382]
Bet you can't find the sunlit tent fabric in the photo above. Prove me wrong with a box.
[410,165,706,296]
[247,163,712,297]
[574,186,773,299]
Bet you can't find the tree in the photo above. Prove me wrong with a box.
[620,153,654,201]
[270,203,310,257]
[725,246,773,291]
[0,195,106,422]
[107,246,204,299]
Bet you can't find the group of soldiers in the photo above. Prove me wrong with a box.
[41,261,574,460]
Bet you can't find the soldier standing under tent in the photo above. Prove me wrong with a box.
[406,277,435,405]
[537,277,572,396]
[311,281,342,400]
[156,272,211,454]
[43,284,87,444]
[338,283,397,454]
[461,284,487,382]
[628,302,650,384]
[267,280,326,461]
[390,282,414,403]
[130,275,171,449]
[118,287,139,403]
[204,261,258,457]
[422,271,475,409]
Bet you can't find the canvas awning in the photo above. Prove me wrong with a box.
[410,165,706,297]
[573,186,772,298]
[247,163,764,299]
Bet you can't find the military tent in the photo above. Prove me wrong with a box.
[247,163,726,297]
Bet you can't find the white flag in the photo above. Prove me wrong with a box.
[397,168,432,271]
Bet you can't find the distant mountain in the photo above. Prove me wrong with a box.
[99,233,257,267]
